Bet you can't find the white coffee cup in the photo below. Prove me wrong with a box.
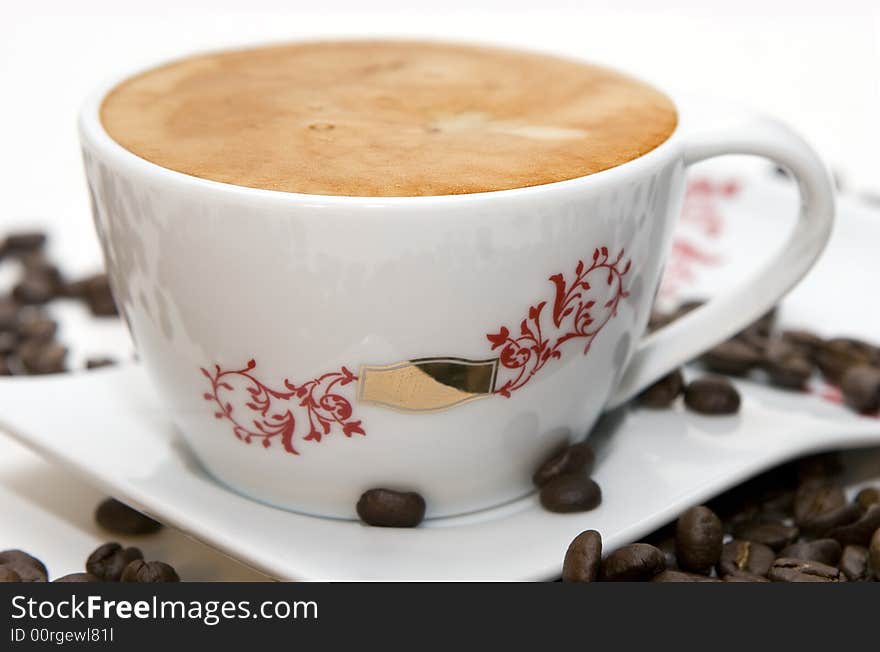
[79,49,834,519]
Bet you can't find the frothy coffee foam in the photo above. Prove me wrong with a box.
[100,41,677,197]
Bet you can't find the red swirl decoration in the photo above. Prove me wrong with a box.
[201,359,364,455]
[486,247,631,397]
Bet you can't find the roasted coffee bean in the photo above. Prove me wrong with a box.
[53,573,99,583]
[839,545,869,581]
[637,369,684,408]
[779,539,841,566]
[799,502,861,537]
[532,442,595,487]
[356,489,426,527]
[701,340,763,376]
[768,557,843,582]
[797,452,844,483]
[856,487,880,511]
[828,504,880,546]
[86,543,143,582]
[0,566,22,582]
[794,482,846,527]
[95,498,163,535]
[869,528,880,581]
[815,338,875,385]
[562,530,602,582]
[0,550,47,582]
[763,339,814,390]
[121,560,180,583]
[0,331,16,355]
[80,274,118,317]
[723,571,771,582]
[675,506,723,573]
[3,231,46,253]
[539,475,602,514]
[86,357,116,370]
[746,308,777,338]
[655,537,678,570]
[841,365,880,413]
[760,488,796,521]
[781,329,825,355]
[18,340,67,374]
[0,356,10,376]
[717,540,775,577]
[684,376,740,415]
[0,297,18,332]
[16,313,56,342]
[651,570,721,582]
[601,543,666,581]
[732,522,799,550]
[12,275,54,305]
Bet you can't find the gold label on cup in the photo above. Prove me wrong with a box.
[357,357,499,413]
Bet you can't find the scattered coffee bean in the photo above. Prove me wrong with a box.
[532,442,594,487]
[828,504,880,546]
[856,487,880,511]
[12,275,54,305]
[675,506,723,574]
[356,489,426,527]
[794,481,846,528]
[732,522,799,551]
[815,338,874,385]
[601,543,665,581]
[869,529,880,581]
[636,369,684,408]
[86,543,143,582]
[797,453,844,483]
[0,356,10,376]
[539,475,602,514]
[53,573,99,583]
[0,550,47,582]
[701,340,762,376]
[723,571,771,582]
[3,231,46,254]
[763,338,814,390]
[781,329,825,355]
[121,560,180,583]
[17,340,67,374]
[655,537,678,570]
[840,365,880,413]
[768,557,843,582]
[562,530,602,582]
[0,567,22,582]
[839,545,869,581]
[80,274,118,317]
[651,570,721,582]
[0,297,18,331]
[95,498,163,535]
[85,356,116,370]
[684,376,741,415]
[779,539,841,566]
[717,540,775,577]
[0,331,16,355]
[16,312,57,342]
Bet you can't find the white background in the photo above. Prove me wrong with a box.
[1,0,879,580]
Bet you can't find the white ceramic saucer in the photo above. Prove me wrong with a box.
[3,157,880,581]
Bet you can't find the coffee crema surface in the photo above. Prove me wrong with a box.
[100,41,678,197]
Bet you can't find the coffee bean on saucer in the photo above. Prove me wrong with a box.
[86,543,143,582]
[840,365,880,413]
[779,539,842,566]
[532,442,595,487]
[95,498,163,535]
[12,274,54,305]
[0,550,47,582]
[53,573,99,583]
[636,369,684,408]
[763,338,814,390]
[86,357,116,370]
[781,329,825,356]
[717,540,775,577]
[3,231,47,254]
[732,522,799,551]
[723,571,771,582]
[815,338,874,385]
[794,481,846,527]
[0,356,10,376]
[81,274,118,317]
[675,506,723,574]
[856,487,880,511]
[651,570,721,582]
[18,340,67,374]
[16,312,57,343]
[0,296,19,332]
[121,560,180,583]
[539,475,602,514]
[839,545,869,581]
[601,543,665,581]
[562,530,602,582]
[828,504,880,546]
[0,331,17,356]
[356,489,426,527]
[684,376,741,415]
[868,529,880,581]
[701,340,762,376]
[0,567,22,582]
[768,557,843,582]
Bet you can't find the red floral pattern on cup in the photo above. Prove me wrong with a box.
[201,360,364,455]
[487,247,631,397]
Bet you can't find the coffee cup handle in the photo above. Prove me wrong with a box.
[607,112,836,408]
